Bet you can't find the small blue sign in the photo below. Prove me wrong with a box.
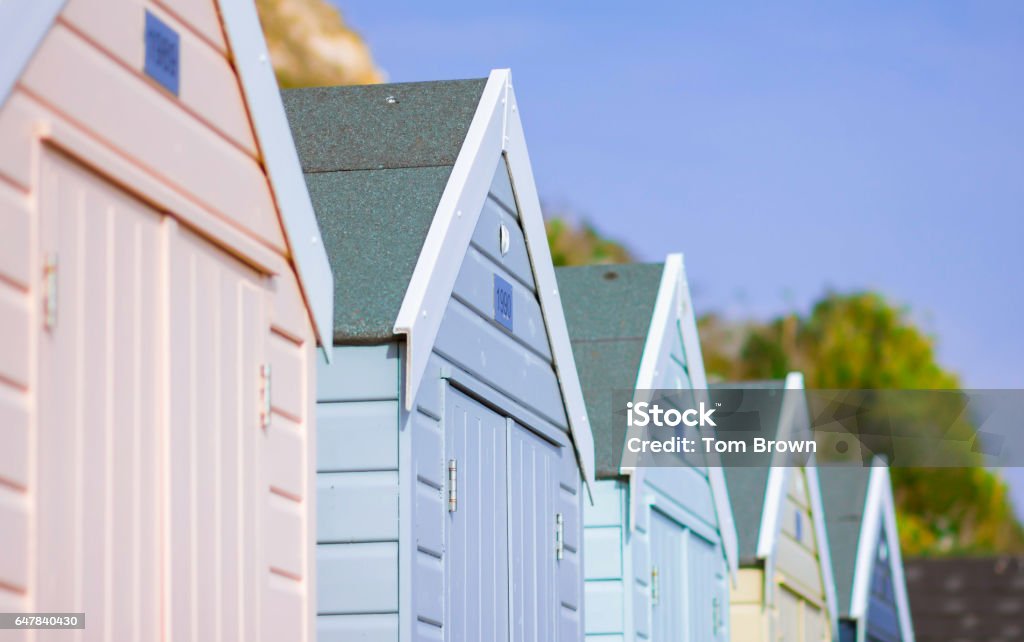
[144,11,180,96]
[493,275,514,332]
[794,511,803,542]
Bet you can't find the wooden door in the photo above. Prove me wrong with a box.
[37,149,164,641]
[650,509,686,642]
[37,149,269,641]
[444,387,510,642]
[508,421,559,642]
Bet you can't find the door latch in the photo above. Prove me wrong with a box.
[555,513,564,560]
[42,253,58,331]
[259,363,272,428]
[448,459,457,512]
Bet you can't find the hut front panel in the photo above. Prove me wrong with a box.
[776,468,827,603]
[315,344,400,642]
[406,155,583,641]
[2,0,319,636]
[28,148,315,641]
[864,526,903,642]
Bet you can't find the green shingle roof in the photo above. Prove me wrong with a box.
[819,466,873,614]
[556,263,665,478]
[282,79,488,343]
[712,380,788,564]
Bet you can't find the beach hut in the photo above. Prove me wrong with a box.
[283,70,595,642]
[820,462,915,642]
[556,257,739,642]
[717,376,839,642]
[0,1,331,640]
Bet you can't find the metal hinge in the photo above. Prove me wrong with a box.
[42,253,58,331]
[651,566,660,606]
[259,363,272,428]
[555,513,564,560]
[448,459,457,512]
[713,596,721,635]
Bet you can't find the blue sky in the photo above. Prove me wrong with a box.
[331,1,1024,515]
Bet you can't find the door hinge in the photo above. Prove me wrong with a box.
[651,566,660,606]
[42,253,58,331]
[448,459,457,512]
[712,596,722,636]
[555,513,564,560]
[259,363,272,428]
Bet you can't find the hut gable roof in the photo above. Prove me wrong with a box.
[283,78,487,343]
[557,262,664,478]
[558,256,739,576]
[286,70,595,488]
[819,466,873,612]
[821,463,916,641]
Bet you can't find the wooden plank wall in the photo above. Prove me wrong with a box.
[0,0,317,639]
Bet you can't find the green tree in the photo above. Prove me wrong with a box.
[546,218,632,266]
[704,292,1024,556]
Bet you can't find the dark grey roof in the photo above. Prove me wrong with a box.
[711,380,789,564]
[283,79,488,343]
[819,466,873,614]
[905,556,1024,642]
[556,263,665,478]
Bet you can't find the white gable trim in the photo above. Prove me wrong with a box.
[393,69,596,491]
[619,256,739,578]
[0,0,67,108]
[678,256,740,580]
[850,464,916,642]
[806,464,841,640]
[218,0,334,357]
[757,373,840,640]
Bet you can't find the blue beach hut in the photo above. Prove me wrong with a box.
[284,69,596,642]
[820,461,915,642]
[557,256,739,642]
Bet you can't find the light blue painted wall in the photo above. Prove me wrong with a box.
[317,343,401,642]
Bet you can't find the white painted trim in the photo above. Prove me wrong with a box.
[677,255,739,581]
[806,463,841,641]
[217,0,334,358]
[393,69,596,492]
[757,465,788,561]
[646,491,720,545]
[394,70,505,408]
[503,74,595,494]
[0,0,66,108]
[850,464,916,642]
[622,255,739,579]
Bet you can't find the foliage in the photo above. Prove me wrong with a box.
[546,218,632,267]
[256,0,383,89]
[701,292,1024,556]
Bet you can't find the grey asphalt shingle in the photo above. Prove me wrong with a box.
[557,263,664,478]
[282,79,487,343]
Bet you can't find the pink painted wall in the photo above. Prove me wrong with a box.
[0,1,317,639]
